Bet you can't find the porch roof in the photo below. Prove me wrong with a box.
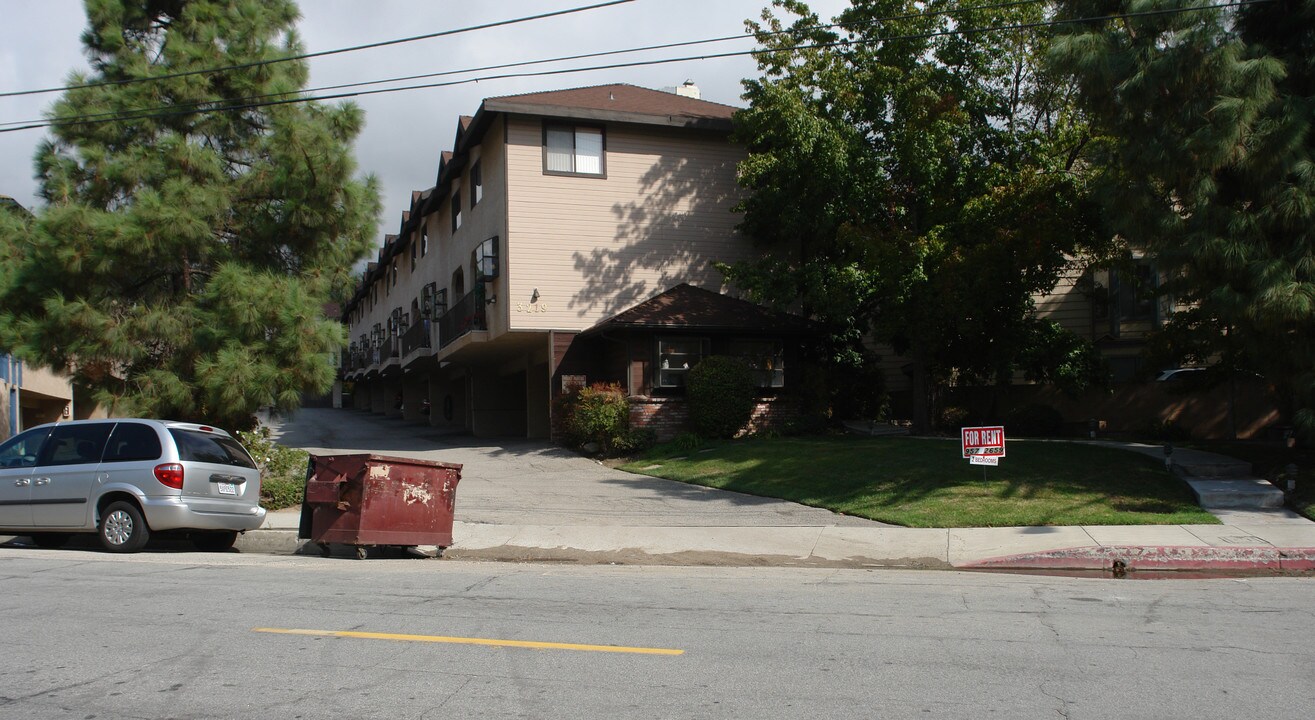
[581,284,816,336]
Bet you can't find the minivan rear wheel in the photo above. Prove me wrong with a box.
[192,530,238,552]
[99,501,150,553]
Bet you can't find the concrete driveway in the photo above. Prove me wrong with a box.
[268,408,886,529]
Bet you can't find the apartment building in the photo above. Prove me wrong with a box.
[340,83,813,438]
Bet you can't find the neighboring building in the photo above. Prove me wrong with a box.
[1,354,75,441]
[340,84,814,438]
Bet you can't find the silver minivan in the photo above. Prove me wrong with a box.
[0,419,266,552]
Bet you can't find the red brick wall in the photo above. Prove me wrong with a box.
[629,396,690,441]
[629,395,800,441]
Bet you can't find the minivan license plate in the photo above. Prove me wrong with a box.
[217,482,237,496]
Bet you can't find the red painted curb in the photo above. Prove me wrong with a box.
[959,546,1315,572]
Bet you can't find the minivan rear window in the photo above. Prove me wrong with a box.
[104,422,163,462]
[168,429,257,469]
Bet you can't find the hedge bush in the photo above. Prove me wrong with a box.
[1005,403,1065,438]
[558,383,632,454]
[687,355,757,439]
[235,426,309,510]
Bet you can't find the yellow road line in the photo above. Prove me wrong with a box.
[253,627,683,656]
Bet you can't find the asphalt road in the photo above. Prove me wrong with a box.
[2,549,1312,719]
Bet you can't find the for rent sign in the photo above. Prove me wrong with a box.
[961,426,1006,466]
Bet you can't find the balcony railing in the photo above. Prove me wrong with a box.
[401,319,434,357]
[372,339,397,367]
[437,288,486,349]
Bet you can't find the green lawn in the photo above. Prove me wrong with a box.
[620,436,1220,528]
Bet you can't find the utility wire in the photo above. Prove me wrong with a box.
[0,0,1054,130]
[0,0,634,99]
[0,0,1274,135]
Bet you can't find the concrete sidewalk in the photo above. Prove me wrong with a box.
[244,409,1315,574]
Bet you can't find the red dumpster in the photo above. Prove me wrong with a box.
[303,453,461,559]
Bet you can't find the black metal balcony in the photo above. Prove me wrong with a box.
[437,288,486,349]
[402,319,434,357]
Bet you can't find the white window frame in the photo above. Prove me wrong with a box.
[543,123,605,177]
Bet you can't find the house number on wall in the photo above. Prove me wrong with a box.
[515,302,550,313]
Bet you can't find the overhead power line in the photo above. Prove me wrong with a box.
[0,0,635,99]
[0,0,1046,116]
[0,0,1054,131]
[0,0,1275,135]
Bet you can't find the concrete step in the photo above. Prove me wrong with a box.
[1184,478,1286,509]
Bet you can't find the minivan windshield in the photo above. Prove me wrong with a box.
[168,429,257,469]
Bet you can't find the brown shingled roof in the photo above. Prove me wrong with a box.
[485,83,737,130]
[583,284,814,336]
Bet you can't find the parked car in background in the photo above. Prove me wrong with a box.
[0,419,266,552]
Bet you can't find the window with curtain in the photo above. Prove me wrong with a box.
[544,124,604,176]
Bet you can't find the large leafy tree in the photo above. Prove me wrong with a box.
[1050,0,1315,443]
[0,0,379,429]
[725,0,1109,430]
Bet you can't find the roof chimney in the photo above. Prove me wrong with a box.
[674,80,700,100]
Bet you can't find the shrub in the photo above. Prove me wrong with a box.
[1138,418,1193,442]
[558,383,630,454]
[829,360,889,421]
[936,406,971,432]
[235,426,309,509]
[1005,403,1066,438]
[783,412,830,436]
[687,355,757,439]
[610,427,658,455]
[669,432,704,453]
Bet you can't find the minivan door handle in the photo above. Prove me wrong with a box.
[33,477,51,486]
[14,478,30,487]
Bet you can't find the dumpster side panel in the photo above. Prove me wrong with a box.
[305,453,460,549]
[354,462,459,547]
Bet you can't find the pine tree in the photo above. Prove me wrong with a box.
[0,0,379,429]
[1050,0,1315,442]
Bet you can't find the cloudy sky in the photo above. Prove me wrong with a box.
[0,0,849,252]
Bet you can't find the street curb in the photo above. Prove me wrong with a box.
[959,545,1315,573]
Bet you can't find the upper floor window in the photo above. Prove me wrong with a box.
[1112,263,1157,323]
[451,190,462,232]
[420,227,428,257]
[544,124,604,176]
[471,161,483,207]
[410,238,417,271]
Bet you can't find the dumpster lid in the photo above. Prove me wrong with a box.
[310,453,462,472]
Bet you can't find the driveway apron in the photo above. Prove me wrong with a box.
[267,408,886,529]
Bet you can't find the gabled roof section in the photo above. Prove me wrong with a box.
[483,83,737,131]
[0,195,31,217]
[583,284,814,336]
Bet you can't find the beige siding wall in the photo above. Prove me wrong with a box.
[448,120,509,337]
[503,116,752,330]
[346,121,510,347]
[1034,258,1093,339]
[16,364,73,401]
